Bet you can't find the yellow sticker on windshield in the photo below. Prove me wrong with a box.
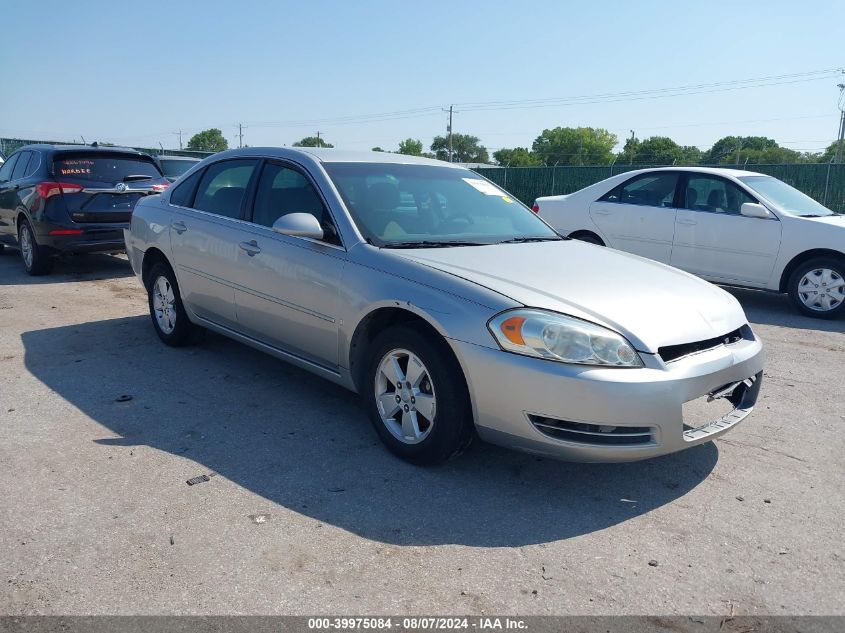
[501,196,513,203]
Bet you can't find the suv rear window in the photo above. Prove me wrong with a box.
[52,152,161,183]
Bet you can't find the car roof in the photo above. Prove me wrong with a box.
[15,143,151,156]
[627,166,766,178]
[209,146,462,167]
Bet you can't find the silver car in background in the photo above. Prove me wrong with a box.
[125,148,763,464]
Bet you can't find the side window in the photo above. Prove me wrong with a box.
[251,162,338,243]
[684,176,754,215]
[0,153,19,182]
[24,151,41,177]
[192,159,259,219]
[600,173,679,208]
[11,152,31,181]
[169,169,203,207]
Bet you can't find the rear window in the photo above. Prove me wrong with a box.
[52,152,161,183]
[159,159,196,178]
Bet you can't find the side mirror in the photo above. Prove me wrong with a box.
[271,212,324,240]
[740,202,771,219]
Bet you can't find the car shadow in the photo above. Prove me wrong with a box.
[21,315,718,547]
[722,286,845,333]
[0,248,133,285]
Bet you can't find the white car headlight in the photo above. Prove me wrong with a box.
[488,309,643,367]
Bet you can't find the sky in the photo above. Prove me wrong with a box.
[1,0,843,156]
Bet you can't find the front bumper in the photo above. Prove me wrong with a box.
[452,335,764,462]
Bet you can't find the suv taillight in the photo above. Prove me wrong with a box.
[36,182,84,199]
[531,202,540,213]
[151,182,170,192]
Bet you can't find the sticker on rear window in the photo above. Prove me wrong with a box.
[462,178,505,196]
[56,159,95,177]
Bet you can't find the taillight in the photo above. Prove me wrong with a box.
[36,181,84,199]
[531,202,540,213]
[151,182,170,192]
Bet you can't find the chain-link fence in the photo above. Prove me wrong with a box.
[475,163,845,212]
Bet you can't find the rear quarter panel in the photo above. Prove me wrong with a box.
[125,194,172,277]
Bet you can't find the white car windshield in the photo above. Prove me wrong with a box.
[738,175,837,217]
[323,162,560,247]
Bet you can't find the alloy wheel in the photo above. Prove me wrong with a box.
[20,225,33,269]
[152,275,177,334]
[374,348,437,445]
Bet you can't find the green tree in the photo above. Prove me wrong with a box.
[397,138,424,156]
[430,134,489,163]
[619,136,704,165]
[532,127,617,165]
[293,136,334,148]
[816,140,842,163]
[492,147,541,166]
[186,128,228,153]
[703,135,800,165]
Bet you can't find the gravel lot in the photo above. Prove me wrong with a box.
[0,251,843,616]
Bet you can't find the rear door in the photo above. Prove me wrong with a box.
[670,174,782,286]
[0,152,23,237]
[168,158,261,329]
[588,171,680,263]
[51,151,169,225]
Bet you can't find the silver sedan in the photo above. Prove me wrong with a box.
[125,148,764,464]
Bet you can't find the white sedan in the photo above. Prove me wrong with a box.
[535,167,845,318]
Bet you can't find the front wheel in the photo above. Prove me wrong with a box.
[788,257,845,319]
[364,325,474,465]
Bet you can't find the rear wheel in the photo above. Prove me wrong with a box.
[18,220,53,275]
[364,325,473,465]
[788,257,845,319]
[146,262,199,345]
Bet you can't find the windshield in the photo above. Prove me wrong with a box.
[322,163,559,246]
[738,175,836,217]
[159,159,196,178]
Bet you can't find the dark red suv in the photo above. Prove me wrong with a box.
[0,144,170,275]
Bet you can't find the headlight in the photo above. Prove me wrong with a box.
[488,309,643,367]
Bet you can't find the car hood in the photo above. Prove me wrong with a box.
[393,240,748,353]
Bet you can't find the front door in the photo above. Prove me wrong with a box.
[670,174,782,286]
[588,171,680,263]
[229,160,345,369]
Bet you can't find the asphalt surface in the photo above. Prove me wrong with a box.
[0,250,843,616]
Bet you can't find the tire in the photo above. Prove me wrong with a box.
[571,232,604,246]
[787,257,845,319]
[18,220,53,275]
[146,262,200,346]
[364,325,474,465]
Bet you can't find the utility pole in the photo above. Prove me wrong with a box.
[629,130,635,165]
[443,106,455,162]
[835,83,845,164]
[173,130,183,150]
[735,139,743,166]
[316,131,321,148]
[237,123,245,149]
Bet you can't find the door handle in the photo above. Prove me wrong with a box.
[677,219,697,226]
[172,221,187,234]
[239,240,261,256]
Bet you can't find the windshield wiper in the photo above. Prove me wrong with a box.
[495,236,563,244]
[382,240,490,249]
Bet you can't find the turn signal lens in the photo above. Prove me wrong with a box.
[488,309,643,367]
[499,316,526,345]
